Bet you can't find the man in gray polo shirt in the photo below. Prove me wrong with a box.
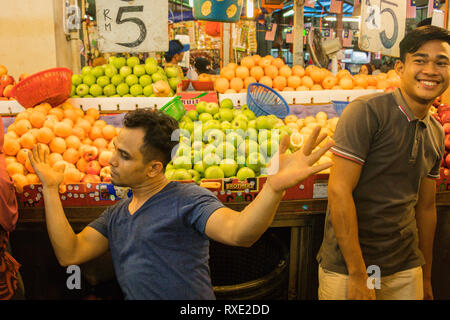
[317,26,450,300]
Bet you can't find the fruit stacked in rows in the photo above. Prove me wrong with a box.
[3,101,118,193]
[0,64,28,101]
[214,55,400,94]
[71,56,180,98]
[165,99,335,183]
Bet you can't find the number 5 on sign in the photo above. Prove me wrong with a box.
[96,0,169,53]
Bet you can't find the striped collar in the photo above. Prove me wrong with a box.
[392,89,417,123]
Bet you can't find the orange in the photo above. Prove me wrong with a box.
[366,85,377,90]
[240,56,255,69]
[337,69,352,79]
[259,76,273,88]
[5,157,17,166]
[11,174,28,193]
[310,84,323,90]
[102,125,117,140]
[35,103,52,114]
[296,85,309,91]
[89,126,103,140]
[301,76,314,89]
[376,73,388,81]
[63,109,79,123]
[43,118,57,131]
[230,77,244,92]
[6,123,16,134]
[244,76,257,88]
[63,148,80,164]
[5,131,18,140]
[287,75,302,88]
[0,65,7,76]
[239,88,247,93]
[37,127,55,144]
[322,75,338,89]
[15,112,30,122]
[367,75,377,87]
[292,65,305,78]
[310,68,326,84]
[273,76,287,91]
[86,108,100,120]
[29,111,46,128]
[48,153,63,167]
[72,126,86,140]
[283,87,295,91]
[48,108,64,121]
[19,132,36,149]
[60,101,75,110]
[387,70,397,78]
[387,75,400,88]
[93,120,107,128]
[64,167,82,183]
[14,119,32,136]
[258,57,272,68]
[83,115,96,126]
[332,85,342,90]
[339,77,354,90]
[271,58,285,69]
[376,79,389,89]
[220,67,235,81]
[235,66,249,80]
[214,77,230,94]
[25,157,35,173]
[250,66,264,81]
[61,118,74,127]
[226,62,238,71]
[73,108,85,119]
[7,161,25,176]
[26,173,40,185]
[29,128,40,139]
[3,137,21,156]
[75,118,92,134]
[264,65,278,79]
[279,65,292,78]
[65,135,81,149]
[49,137,67,154]
[251,55,262,65]
[224,89,237,94]
[305,65,318,76]
[353,75,369,88]
[76,158,88,173]
[93,137,108,150]
[82,138,93,146]
[53,122,72,138]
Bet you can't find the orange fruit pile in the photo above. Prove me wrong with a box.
[213,56,401,93]
[3,101,119,193]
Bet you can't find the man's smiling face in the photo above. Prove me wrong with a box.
[396,40,450,105]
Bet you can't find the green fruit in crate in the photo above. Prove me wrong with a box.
[139,75,152,87]
[219,159,238,178]
[244,128,258,141]
[92,66,104,78]
[205,103,219,115]
[204,166,225,179]
[215,142,236,160]
[173,156,192,170]
[242,109,256,120]
[260,140,279,158]
[183,121,195,134]
[213,113,221,120]
[258,130,271,143]
[236,167,256,181]
[173,169,192,181]
[236,155,246,169]
[70,85,76,96]
[165,169,176,180]
[112,57,126,69]
[143,85,153,97]
[145,63,158,75]
[120,66,132,77]
[145,57,158,65]
[111,74,124,86]
[175,143,191,157]
[127,56,140,68]
[203,121,221,135]
[237,139,259,158]
[248,120,256,129]
[72,74,82,86]
[151,72,164,83]
[231,118,247,131]
[165,67,179,78]
[220,98,234,109]
[255,116,272,130]
[225,131,244,149]
[103,84,116,97]
[198,113,213,123]
[220,121,232,132]
[104,65,118,77]
[196,101,207,114]
[82,74,96,86]
[116,83,130,96]
[133,64,146,77]
[96,76,110,87]
[246,152,267,173]
[125,74,139,86]
[169,77,181,91]
[193,161,206,175]
[219,108,234,122]
[130,84,143,96]
[81,66,93,76]
[188,169,201,182]
[204,129,224,146]
[203,154,221,169]
[89,84,103,97]
[186,110,198,121]
[202,144,216,157]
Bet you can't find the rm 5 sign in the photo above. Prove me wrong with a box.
[359,0,406,58]
[96,0,168,53]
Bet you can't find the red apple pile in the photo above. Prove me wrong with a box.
[0,65,29,101]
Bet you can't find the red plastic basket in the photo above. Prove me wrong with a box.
[192,80,214,91]
[11,68,73,108]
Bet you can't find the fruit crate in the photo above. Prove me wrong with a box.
[218,89,383,107]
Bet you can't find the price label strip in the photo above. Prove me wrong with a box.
[96,0,169,53]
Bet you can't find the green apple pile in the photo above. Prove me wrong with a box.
[70,56,182,98]
[165,98,301,183]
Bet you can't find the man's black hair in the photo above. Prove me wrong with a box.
[164,40,185,63]
[123,109,179,168]
[399,25,450,62]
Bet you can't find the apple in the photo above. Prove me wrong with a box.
[130,84,143,96]
[225,131,244,149]
[81,66,93,76]
[220,121,232,132]
[242,109,256,121]
[75,84,89,97]
[220,98,234,109]
[204,165,225,179]
[196,101,208,114]
[256,116,272,130]
[116,83,130,96]
[82,174,101,184]
[219,159,238,177]
[173,169,192,181]
[258,130,272,144]
[175,143,191,158]
[202,144,216,157]
[72,74,83,86]
[443,123,450,134]
[96,76,110,87]
[145,57,158,65]
[139,75,152,87]
[219,108,234,122]
[103,84,116,97]
[203,120,222,134]
[127,56,140,68]
[143,85,153,97]
[133,64,146,77]
[193,161,206,175]
[238,139,260,158]
[165,169,176,180]
[260,139,279,158]
[248,120,256,129]
[125,74,139,86]
[100,166,112,182]
[246,152,267,172]
[445,134,450,150]
[173,155,192,170]
[104,65,118,78]
[165,67,179,78]
[215,142,236,160]
[236,167,256,181]
[98,150,113,167]
[205,103,220,115]
[82,145,99,161]
[231,118,248,131]
[92,66,104,78]
[203,153,221,168]
[186,110,199,121]
[145,62,158,75]
[86,160,102,175]
[204,129,225,146]
[111,74,124,86]
[188,169,201,182]
[82,74,96,86]
[2,85,14,98]
[151,72,164,83]
[120,66,132,78]
[89,84,103,97]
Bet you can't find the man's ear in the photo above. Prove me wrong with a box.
[395,59,405,77]
[145,160,164,178]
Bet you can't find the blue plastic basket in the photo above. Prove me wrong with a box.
[247,83,290,119]
[332,101,350,116]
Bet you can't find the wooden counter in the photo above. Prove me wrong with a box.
[13,193,450,300]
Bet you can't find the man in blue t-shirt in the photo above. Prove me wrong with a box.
[28,109,333,300]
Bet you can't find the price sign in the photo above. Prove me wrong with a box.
[358,0,406,57]
[96,0,168,53]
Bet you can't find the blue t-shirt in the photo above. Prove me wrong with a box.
[88,181,225,300]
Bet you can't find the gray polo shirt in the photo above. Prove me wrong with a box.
[317,89,444,277]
